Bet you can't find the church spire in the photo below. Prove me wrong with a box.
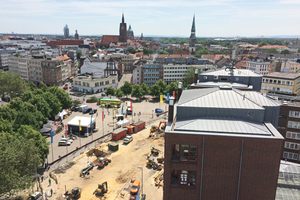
[122,13,124,23]
[190,15,196,39]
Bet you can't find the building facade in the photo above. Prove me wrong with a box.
[64,24,69,38]
[119,14,127,42]
[164,87,283,200]
[41,58,63,86]
[281,60,300,73]
[27,56,44,85]
[142,63,163,87]
[247,60,270,75]
[107,53,134,72]
[0,50,9,70]
[73,74,118,93]
[56,55,72,83]
[132,66,142,85]
[262,72,300,95]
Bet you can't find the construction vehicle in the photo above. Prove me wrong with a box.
[151,145,160,156]
[80,164,94,177]
[97,157,111,169]
[93,181,108,196]
[71,187,81,199]
[149,121,166,137]
[146,157,158,169]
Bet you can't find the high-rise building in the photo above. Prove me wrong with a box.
[75,30,79,40]
[127,25,134,40]
[189,15,196,53]
[163,85,284,200]
[119,13,127,42]
[64,24,69,39]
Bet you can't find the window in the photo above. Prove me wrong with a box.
[105,81,109,85]
[286,131,300,140]
[95,82,99,87]
[100,82,103,86]
[83,82,86,86]
[112,80,115,84]
[285,142,300,150]
[283,151,298,160]
[289,111,300,118]
[171,170,196,186]
[172,144,197,162]
[288,121,300,129]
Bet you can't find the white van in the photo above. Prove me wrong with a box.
[79,105,88,112]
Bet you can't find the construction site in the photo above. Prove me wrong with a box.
[32,119,166,200]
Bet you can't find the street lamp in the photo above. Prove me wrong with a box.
[137,166,143,196]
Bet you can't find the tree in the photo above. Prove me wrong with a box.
[258,41,268,47]
[14,53,21,57]
[182,66,198,88]
[121,81,132,96]
[267,48,279,54]
[280,49,291,54]
[166,82,178,96]
[195,48,209,58]
[39,82,48,92]
[72,100,81,107]
[41,92,62,117]
[131,85,143,99]
[91,51,96,56]
[105,87,115,96]
[127,47,136,54]
[0,71,28,98]
[115,89,124,98]
[28,81,37,91]
[0,135,41,197]
[49,86,72,109]
[76,51,82,59]
[150,80,167,97]
[143,48,154,55]
[141,83,149,97]
[248,56,254,60]
[0,118,14,134]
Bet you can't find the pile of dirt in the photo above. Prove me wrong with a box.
[115,169,135,184]
[53,161,75,174]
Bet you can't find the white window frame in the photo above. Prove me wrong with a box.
[283,151,298,160]
[285,141,300,150]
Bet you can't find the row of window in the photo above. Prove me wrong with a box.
[285,141,300,150]
[164,71,185,74]
[262,79,294,86]
[288,121,300,130]
[286,131,300,140]
[165,66,189,69]
[171,170,196,187]
[172,144,197,162]
[261,85,293,94]
[289,111,300,118]
[283,151,298,160]
[75,80,114,87]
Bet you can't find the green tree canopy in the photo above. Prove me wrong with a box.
[48,86,72,109]
[42,92,62,117]
[141,83,149,97]
[258,41,268,47]
[39,82,48,92]
[105,87,116,96]
[143,48,154,55]
[131,85,143,99]
[195,47,209,58]
[182,66,198,88]
[150,80,167,97]
[28,81,37,91]
[115,89,124,98]
[0,71,28,98]
[248,56,254,60]
[0,118,14,134]
[166,82,178,96]
[127,47,137,54]
[76,51,82,59]
[280,49,291,54]
[121,81,132,96]
[266,48,279,54]
[91,51,96,56]
[72,100,81,107]
[0,135,41,197]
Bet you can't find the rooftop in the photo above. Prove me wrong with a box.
[264,72,300,80]
[67,116,95,127]
[201,69,262,77]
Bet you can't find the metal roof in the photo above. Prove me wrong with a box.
[242,91,281,107]
[174,117,271,136]
[201,69,262,77]
[264,72,300,80]
[192,81,253,89]
[178,89,264,110]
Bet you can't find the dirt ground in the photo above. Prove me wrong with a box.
[41,119,165,200]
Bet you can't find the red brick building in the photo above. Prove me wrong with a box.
[164,86,284,200]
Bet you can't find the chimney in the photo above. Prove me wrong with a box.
[178,82,183,100]
[194,69,198,84]
[168,97,175,123]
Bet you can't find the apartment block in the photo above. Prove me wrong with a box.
[8,56,29,81]
[56,55,72,83]
[262,72,300,95]
[41,58,63,86]
[142,63,163,87]
[247,60,270,75]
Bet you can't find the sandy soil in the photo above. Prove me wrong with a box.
[42,119,165,200]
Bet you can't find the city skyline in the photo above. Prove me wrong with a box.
[0,0,300,37]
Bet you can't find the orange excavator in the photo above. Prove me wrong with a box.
[149,121,166,137]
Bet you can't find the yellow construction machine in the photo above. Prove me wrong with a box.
[93,181,108,196]
[149,121,167,137]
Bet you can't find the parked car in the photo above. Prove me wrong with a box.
[60,137,73,143]
[58,140,71,146]
[65,84,68,86]
[71,107,80,112]
[155,108,164,114]
[101,93,105,96]
[2,97,10,102]
[123,135,133,144]
[89,109,97,115]
[130,180,140,200]
[83,108,92,114]
[27,192,43,200]
[63,86,68,90]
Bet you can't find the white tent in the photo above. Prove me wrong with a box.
[55,110,69,120]
[116,119,130,128]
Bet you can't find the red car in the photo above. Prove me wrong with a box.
[63,86,68,90]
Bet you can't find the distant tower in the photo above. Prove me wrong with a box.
[119,13,127,42]
[189,15,196,54]
[64,24,69,39]
[75,30,79,40]
[141,33,143,40]
[127,25,134,40]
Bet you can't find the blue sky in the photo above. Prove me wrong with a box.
[0,0,299,37]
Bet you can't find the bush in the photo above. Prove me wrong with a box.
[87,96,98,101]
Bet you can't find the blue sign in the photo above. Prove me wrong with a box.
[167,93,169,101]
[51,130,54,144]
[185,88,187,90]
[121,106,124,114]
[90,115,93,125]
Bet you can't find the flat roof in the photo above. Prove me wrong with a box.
[201,69,262,77]
[191,81,253,89]
[67,116,95,127]
[264,72,300,80]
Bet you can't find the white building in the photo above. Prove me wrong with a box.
[8,56,30,81]
[163,64,216,84]
[246,60,270,75]
[80,57,119,77]
[132,66,142,85]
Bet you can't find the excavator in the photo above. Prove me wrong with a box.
[93,181,108,196]
[80,164,94,177]
[149,121,166,137]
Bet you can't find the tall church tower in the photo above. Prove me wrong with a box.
[119,13,127,42]
[189,15,196,54]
